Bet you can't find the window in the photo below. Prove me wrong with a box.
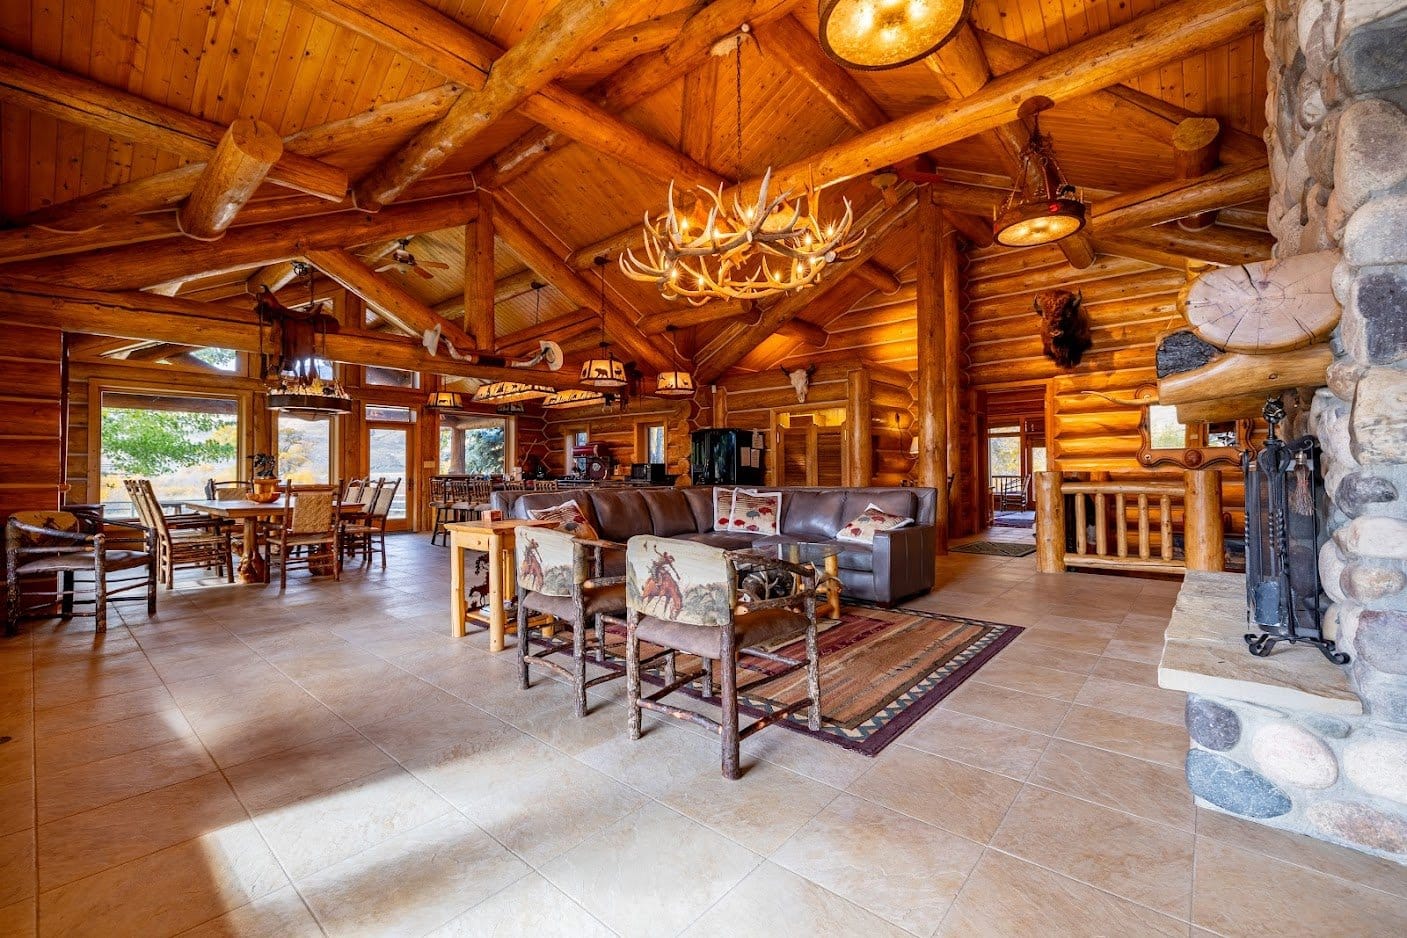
[99,392,240,509]
[365,366,419,389]
[646,425,666,464]
[277,412,334,483]
[987,424,1021,483]
[189,348,239,372]
[440,415,507,475]
[365,405,414,423]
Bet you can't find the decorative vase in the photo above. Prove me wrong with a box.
[250,478,280,504]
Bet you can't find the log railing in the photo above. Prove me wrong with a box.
[1034,469,1224,574]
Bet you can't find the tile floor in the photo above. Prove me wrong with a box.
[1,532,1405,937]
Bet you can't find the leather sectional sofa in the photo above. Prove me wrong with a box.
[491,485,937,605]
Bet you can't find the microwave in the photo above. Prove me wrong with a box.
[629,463,670,484]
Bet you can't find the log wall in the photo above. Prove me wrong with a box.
[0,322,65,597]
[534,397,693,480]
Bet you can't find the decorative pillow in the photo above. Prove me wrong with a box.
[712,487,737,532]
[835,503,914,545]
[528,499,599,540]
[729,489,782,536]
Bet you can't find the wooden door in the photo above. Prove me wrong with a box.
[774,415,847,487]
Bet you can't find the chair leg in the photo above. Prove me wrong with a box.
[700,659,714,698]
[378,531,386,569]
[93,561,108,635]
[6,573,20,636]
[60,571,74,617]
[516,587,531,690]
[573,614,588,718]
[594,614,605,663]
[224,534,234,584]
[806,619,822,732]
[720,649,740,780]
[626,613,642,741]
[280,543,288,589]
[146,560,158,615]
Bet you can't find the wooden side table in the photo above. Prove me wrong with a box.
[447,519,554,652]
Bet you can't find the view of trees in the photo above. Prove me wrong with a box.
[439,424,505,474]
[100,405,238,503]
[277,414,332,484]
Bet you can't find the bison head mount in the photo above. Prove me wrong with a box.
[1034,289,1091,369]
[780,365,818,403]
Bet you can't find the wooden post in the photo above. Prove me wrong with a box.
[1035,471,1065,572]
[178,119,283,240]
[464,189,496,352]
[917,189,950,553]
[1184,469,1225,571]
[1172,117,1222,230]
[846,368,872,487]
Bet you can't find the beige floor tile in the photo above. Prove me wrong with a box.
[992,786,1194,918]
[967,656,1089,702]
[1100,637,1166,664]
[540,802,759,938]
[425,872,613,938]
[177,886,322,937]
[307,668,464,729]
[998,638,1100,675]
[37,819,288,938]
[658,757,840,855]
[773,793,983,934]
[739,726,877,789]
[939,680,1071,735]
[1193,836,1407,937]
[1196,808,1407,901]
[251,766,451,880]
[576,720,723,797]
[683,860,913,938]
[1055,704,1187,767]
[36,736,215,824]
[0,779,34,838]
[1029,739,1195,831]
[847,746,1023,844]
[937,849,1187,937]
[33,684,178,737]
[37,772,248,890]
[0,828,34,907]
[1073,676,1186,726]
[901,709,1051,779]
[1089,655,1160,687]
[35,708,196,776]
[0,897,34,937]
[191,696,352,769]
[223,730,396,812]
[453,752,648,867]
[297,814,528,936]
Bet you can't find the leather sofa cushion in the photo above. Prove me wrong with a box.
[748,533,829,547]
[836,543,874,572]
[673,531,755,550]
[639,489,698,537]
[682,487,715,532]
[587,490,654,542]
[784,490,846,538]
[844,490,916,525]
[634,607,811,659]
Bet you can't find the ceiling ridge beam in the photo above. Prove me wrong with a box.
[0,48,346,202]
[304,248,479,349]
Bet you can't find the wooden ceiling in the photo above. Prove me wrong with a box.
[0,0,1271,379]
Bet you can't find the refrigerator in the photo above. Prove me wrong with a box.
[690,428,765,486]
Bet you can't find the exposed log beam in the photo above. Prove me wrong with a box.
[484,0,801,187]
[304,249,479,349]
[1172,118,1225,230]
[915,188,951,551]
[581,0,1262,261]
[246,261,304,296]
[1159,345,1334,405]
[1116,223,1274,266]
[463,190,496,352]
[1092,238,1190,271]
[0,48,346,202]
[977,31,1266,165]
[679,57,718,166]
[696,190,919,382]
[494,309,599,355]
[942,210,996,249]
[777,318,828,347]
[1093,163,1269,233]
[21,194,479,291]
[756,15,889,132]
[489,193,673,373]
[124,343,195,363]
[343,0,657,208]
[0,278,580,388]
[178,120,284,240]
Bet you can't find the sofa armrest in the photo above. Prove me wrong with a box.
[871,524,935,604]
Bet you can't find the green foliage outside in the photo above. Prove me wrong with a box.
[439,426,506,474]
[100,407,238,503]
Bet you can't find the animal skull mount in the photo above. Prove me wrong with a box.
[1034,290,1091,369]
[781,365,818,403]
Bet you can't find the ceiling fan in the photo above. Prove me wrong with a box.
[373,238,450,280]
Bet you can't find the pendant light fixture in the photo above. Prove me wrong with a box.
[818,0,970,71]
[542,388,610,409]
[472,281,553,403]
[262,261,353,416]
[620,27,860,304]
[993,97,1087,247]
[580,256,627,388]
[425,391,465,411]
[655,325,696,398]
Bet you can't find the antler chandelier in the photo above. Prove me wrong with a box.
[620,27,861,306]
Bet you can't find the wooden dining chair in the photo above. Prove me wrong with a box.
[342,477,399,567]
[126,479,234,589]
[263,480,341,587]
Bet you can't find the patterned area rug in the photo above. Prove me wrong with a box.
[536,606,1021,757]
[952,541,1037,558]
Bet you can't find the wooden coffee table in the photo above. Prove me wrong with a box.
[447,519,555,651]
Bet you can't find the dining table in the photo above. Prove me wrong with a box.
[182,499,366,583]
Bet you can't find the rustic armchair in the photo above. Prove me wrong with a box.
[6,509,155,635]
[624,535,822,780]
[262,481,342,587]
[515,526,629,717]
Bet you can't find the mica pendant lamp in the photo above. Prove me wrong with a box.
[818,0,970,71]
[425,391,465,411]
[655,324,696,398]
[993,97,1087,247]
[580,256,627,388]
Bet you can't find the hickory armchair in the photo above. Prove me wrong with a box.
[624,535,822,781]
[515,526,630,717]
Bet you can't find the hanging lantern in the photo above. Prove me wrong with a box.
[258,262,352,416]
[542,388,609,409]
[425,391,466,411]
[993,98,1087,247]
[580,256,628,387]
[818,0,970,71]
[654,371,696,397]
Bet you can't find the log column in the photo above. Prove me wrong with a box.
[1034,471,1066,572]
[464,189,496,352]
[916,189,951,553]
[846,368,872,487]
[1172,117,1222,230]
[178,119,283,240]
[1183,469,1224,571]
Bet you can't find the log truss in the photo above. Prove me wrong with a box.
[0,0,1271,385]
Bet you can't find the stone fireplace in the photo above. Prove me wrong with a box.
[1158,0,1407,863]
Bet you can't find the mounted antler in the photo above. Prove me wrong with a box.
[780,364,818,403]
